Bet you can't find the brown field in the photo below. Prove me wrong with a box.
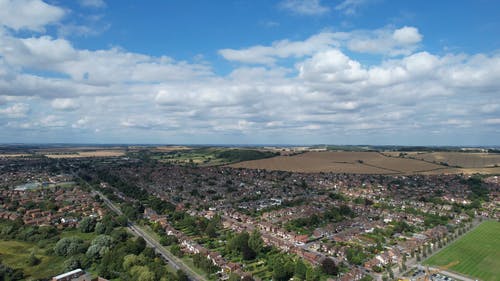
[229,151,446,174]
[44,150,125,158]
[403,152,500,168]
[230,151,500,174]
[0,154,31,158]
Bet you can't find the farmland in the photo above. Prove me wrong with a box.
[399,152,500,168]
[44,150,126,158]
[229,151,500,174]
[229,151,447,174]
[156,148,278,166]
[424,221,500,281]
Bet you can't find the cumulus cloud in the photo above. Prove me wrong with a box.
[79,0,106,8]
[219,26,423,64]
[335,0,368,15]
[0,103,30,118]
[219,32,337,64]
[0,0,65,31]
[279,0,330,16]
[393,26,423,45]
[345,26,423,56]
[0,0,498,144]
[72,116,90,128]
[51,98,80,111]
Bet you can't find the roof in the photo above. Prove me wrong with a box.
[53,269,83,280]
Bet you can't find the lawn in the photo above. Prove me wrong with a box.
[0,240,66,280]
[424,221,500,281]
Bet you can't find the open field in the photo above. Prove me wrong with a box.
[401,152,500,168]
[0,153,31,158]
[229,151,447,174]
[424,221,500,281]
[154,145,192,151]
[44,150,125,158]
[230,151,500,174]
[0,240,66,280]
[157,148,278,166]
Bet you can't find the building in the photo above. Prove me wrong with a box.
[51,269,87,281]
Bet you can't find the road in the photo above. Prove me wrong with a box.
[94,191,207,281]
[424,266,476,281]
[396,219,482,281]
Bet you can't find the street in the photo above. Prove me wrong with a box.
[94,191,207,281]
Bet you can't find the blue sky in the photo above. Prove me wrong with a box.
[0,0,499,145]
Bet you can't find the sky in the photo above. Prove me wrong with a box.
[0,0,499,145]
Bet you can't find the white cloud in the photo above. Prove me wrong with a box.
[219,32,337,64]
[393,26,423,45]
[484,118,500,125]
[72,116,90,128]
[39,115,66,127]
[279,0,329,16]
[219,26,423,64]
[79,0,106,8]
[298,49,367,83]
[0,0,65,31]
[0,34,212,89]
[0,0,497,144]
[51,98,80,111]
[346,26,423,56]
[335,0,368,15]
[0,103,30,118]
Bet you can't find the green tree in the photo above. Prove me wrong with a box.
[294,259,307,280]
[321,257,338,276]
[79,217,96,233]
[176,269,188,281]
[273,261,291,281]
[228,273,241,281]
[305,267,320,281]
[205,221,218,238]
[170,244,183,258]
[248,230,264,255]
[27,251,40,266]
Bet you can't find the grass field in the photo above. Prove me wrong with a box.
[424,221,500,281]
[0,240,66,280]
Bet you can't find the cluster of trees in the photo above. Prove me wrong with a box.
[0,261,24,281]
[267,254,338,281]
[215,149,278,163]
[192,253,219,274]
[285,205,355,233]
[168,212,221,238]
[0,219,59,243]
[345,245,368,265]
[53,228,182,281]
[226,230,264,260]
[466,176,489,201]
[423,213,449,227]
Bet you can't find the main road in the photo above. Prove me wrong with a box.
[94,191,207,281]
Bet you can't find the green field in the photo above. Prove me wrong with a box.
[0,240,66,280]
[424,221,500,281]
[155,148,278,166]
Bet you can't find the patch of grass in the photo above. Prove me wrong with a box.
[60,229,98,240]
[158,148,277,166]
[0,240,66,280]
[424,221,500,281]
